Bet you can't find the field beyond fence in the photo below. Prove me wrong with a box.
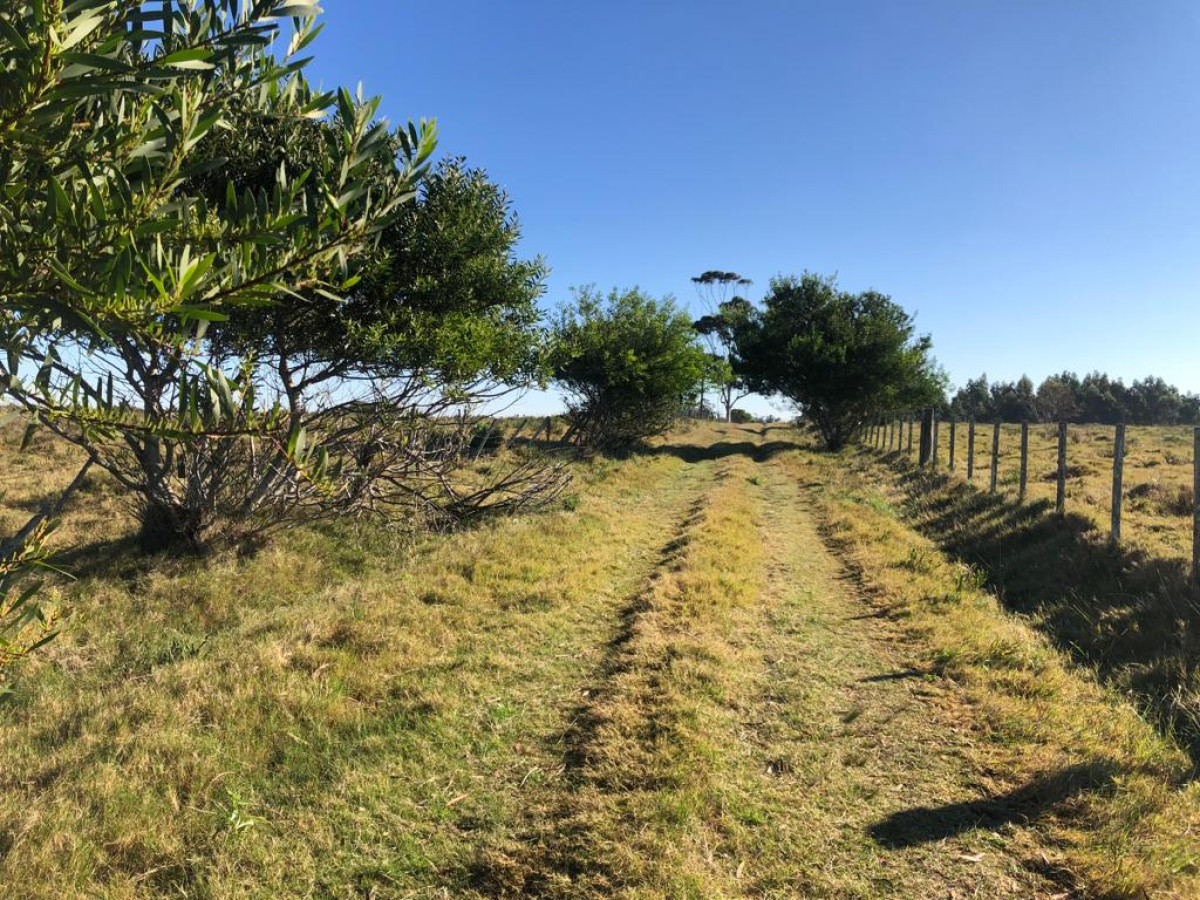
[863,414,1200,763]
[866,416,1200,568]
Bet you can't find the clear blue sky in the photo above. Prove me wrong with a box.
[306,1,1200,415]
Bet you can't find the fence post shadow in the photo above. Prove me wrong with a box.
[869,448,1200,771]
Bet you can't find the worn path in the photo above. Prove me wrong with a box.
[470,425,1069,898]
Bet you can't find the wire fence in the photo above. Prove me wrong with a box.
[861,412,1200,581]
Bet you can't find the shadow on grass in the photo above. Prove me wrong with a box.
[869,761,1117,848]
[859,667,935,683]
[48,533,146,582]
[643,439,805,464]
[860,447,1200,770]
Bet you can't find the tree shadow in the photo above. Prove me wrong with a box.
[869,761,1118,849]
[642,439,805,464]
[49,533,146,582]
[865,448,1200,769]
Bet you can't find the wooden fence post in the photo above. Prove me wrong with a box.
[989,422,1000,493]
[1056,422,1067,515]
[949,417,957,471]
[967,418,975,481]
[918,409,933,466]
[473,419,496,461]
[509,417,528,446]
[931,411,940,470]
[1193,427,1200,583]
[1111,423,1125,545]
[1018,421,1029,500]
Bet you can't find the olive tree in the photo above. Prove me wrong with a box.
[733,273,945,450]
[551,288,708,451]
[0,1,450,551]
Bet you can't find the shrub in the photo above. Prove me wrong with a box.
[730,409,755,424]
[1129,483,1194,517]
[551,288,708,451]
[0,522,59,690]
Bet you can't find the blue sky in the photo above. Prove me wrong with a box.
[307,1,1200,415]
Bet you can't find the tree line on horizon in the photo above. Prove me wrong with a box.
[946,372,1200,426]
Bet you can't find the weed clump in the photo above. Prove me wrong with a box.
[1128,482,1194,517]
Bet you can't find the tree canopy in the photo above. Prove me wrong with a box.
[733,273,945,449]
[0,0,441,551]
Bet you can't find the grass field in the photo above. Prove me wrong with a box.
[881,420,1198,562]
[868,422,1200,763]
[2,422,1200,898]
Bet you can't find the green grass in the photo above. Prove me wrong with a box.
[3,422,1200,898]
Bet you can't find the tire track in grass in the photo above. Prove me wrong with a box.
[719,448,1069,898]
[470,448,770,898]
[353,448,722,899]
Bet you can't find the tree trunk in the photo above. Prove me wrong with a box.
[137,499,206,554]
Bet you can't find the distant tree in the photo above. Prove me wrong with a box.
[1181,394,1200,425]
[950,369,1200,425]
[729,408,754,424]
[1077,372,1128,424]
[990,375,1038,422]
[1127,377,1183,425]
[551,288,709,451]
[949,374,993,420]
[1036,372,1082,422]
[733,273,946,450]
[691,271,753,421]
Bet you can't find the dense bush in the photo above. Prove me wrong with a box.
[551,288,708,450]
[733,273,946,450]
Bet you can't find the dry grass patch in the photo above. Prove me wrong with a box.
[808,446,1200,898]
[0,427,719,898]
[473,450,769,898]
